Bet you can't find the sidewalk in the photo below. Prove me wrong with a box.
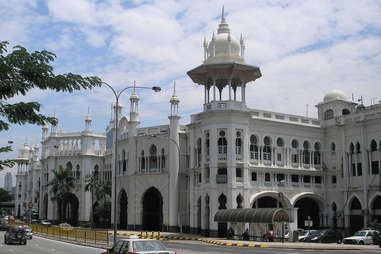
[114,230,381,250]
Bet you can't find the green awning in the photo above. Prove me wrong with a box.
[214,208,291,223]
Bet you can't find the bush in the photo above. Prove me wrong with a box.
[367,221,381,246]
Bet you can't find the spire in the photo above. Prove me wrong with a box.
[51,110,57,134]
[61,123,64,133]
[85,106,92,131]
[217,6,230,34]
[170,81,180,116]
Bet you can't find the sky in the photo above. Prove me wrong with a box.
[1,0,381,186]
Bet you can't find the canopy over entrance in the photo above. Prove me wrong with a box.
[214,208,291,223]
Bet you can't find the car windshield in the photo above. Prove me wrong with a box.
[353,231,367,236]
[11,226,24,232]
[311,230,324,236]
[133,240,166,252]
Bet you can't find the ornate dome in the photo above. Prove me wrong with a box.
[323,90,348,103]
[18,142,31,160]
[204,7,244,64]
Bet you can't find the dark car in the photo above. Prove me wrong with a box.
[4,225,27,245]
[0,222,9,231]
[305,229,342,243]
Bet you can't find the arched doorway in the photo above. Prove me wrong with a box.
[196,196,201,234]
[349,197,363,233]
[294,197,320,229]
[62,193,79,226]
[119,189,128,229]
[204,195,210,236]
[142,187,162,231]
[217,194,227,237]
[371,195,381,222]
[43,193,48,219]
[252,196,283,208]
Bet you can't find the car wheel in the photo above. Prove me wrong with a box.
[23,240,27,245]
[4,238,7,244]
[359,241,364,245]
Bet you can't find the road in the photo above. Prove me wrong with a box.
[0,232,380,254]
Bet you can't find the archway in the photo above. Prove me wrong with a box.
[196,196,201,234]
[371,195,381,222]
[218,194,227,237]
[43,193,48,219]
[204,195,210,236]
[294,197,320,229]
[142,187,162,231]
[252,196,283,208]
[119,189,128,229]
[62,193,79,226]
[349,196,363,233]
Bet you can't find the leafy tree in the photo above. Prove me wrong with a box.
[85,173,99,228]
[0,188,13,202]
[48,165,75,222]
[0,41,102,170]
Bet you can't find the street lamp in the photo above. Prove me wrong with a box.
[102,81,161,245]
[150,134,181,233]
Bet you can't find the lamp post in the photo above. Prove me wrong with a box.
[150,134,181,233]
[102,82,161,245]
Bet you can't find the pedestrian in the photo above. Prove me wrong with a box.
[242,228,249,241]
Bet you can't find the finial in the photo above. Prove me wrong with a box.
[221,6,226,24]
[203,37,207,47]
[88,106,90,115]
[173,81,176,96]
[25,137,28,145]
[133,80,136,93]
[61,123,64,133]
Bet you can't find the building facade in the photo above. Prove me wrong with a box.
[3,172,13,192]
[15,9,381,236]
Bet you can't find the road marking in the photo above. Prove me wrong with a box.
[34,235,104,250]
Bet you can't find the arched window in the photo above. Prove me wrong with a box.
[314,142,321,165]
[66,161,73,171]
[141,151,145,170]
[356,142,361,153]
[94,165,99,179]
[76,164,80,180]
[370,140,377,152]
[122,149,126,172]
[249,135,258,160]
[331,142,336,152]
[291,139,299,163]
[218,194,227,209]
[149,145,157,169]
[342,108,350,115]
[276,138,284,147]
[161,148,166,168]
[196,138,202,166]
[205,132,210,156]
[218,130,227,154]
[324,109,334,120]
[263,136,272,161]
[350,143,354,154]
[236,194,243,208]
[235,131,242,155]
[303,141,310,164]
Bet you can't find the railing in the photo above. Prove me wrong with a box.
[10,221,109,246]
[216,174,227,184]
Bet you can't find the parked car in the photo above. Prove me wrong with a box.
[343,229,379,245]
[0,222,9,231]
[40,220,52,226]
[102,236,175,254]
[58,223,73,231]
[4,225,27,245]
[23,225,33,239]
[298,229,318,241]
[305,229,342,243]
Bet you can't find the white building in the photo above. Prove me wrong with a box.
[3,172,13,192]
[15,9,381,237]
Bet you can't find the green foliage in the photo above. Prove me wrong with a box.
[48,165,75,222]
[368,221,381,246]
[0,188,13,202]
[0,41,102,170]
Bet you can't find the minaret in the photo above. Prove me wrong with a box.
[51,110,58,135]
[240,34,245,57]
[128,80,140,137]
[203,37,208,61]
[168,81,181,231]
[85,107,92,132]
[42,124,49,140]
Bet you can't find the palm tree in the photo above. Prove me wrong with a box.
[48,165,75,223]
[95,181,111,228]
[85,173,99,228]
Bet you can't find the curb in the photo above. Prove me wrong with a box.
[110,232,267,248]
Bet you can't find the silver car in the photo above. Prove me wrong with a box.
[102,236,175,254]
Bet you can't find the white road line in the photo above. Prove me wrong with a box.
[34,235,106,250]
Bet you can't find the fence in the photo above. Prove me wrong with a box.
[10,221,109,245]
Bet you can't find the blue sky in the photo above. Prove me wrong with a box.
[1,0,381,186]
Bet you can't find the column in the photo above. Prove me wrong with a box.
[241,83,246,103]
[213,80,216,102]
[204,86,207,104]
[228,79,232,101]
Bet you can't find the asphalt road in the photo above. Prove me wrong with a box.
[0,232,380,254]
